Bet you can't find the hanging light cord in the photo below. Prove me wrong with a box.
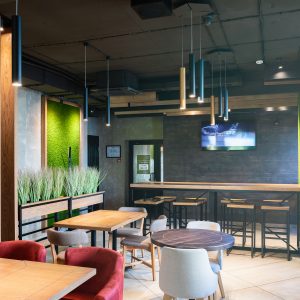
[190,9,193,53]
[211,58,214,95]
[199,16,202,59]
[84,43,87,88]
[16,0,19,15]
[106,56,110,97]
[224,55,227,88]
[219,54,222,87]
[181,17,184,67]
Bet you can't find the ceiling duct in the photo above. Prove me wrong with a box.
[95,70,140,96]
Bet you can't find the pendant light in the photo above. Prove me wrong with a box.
[210,59,215,126]
[197,16,204,103]
[83,42,88,121]
[223,56,229,121]
[179,17,186,110]
[106,56,111,127]
[188,9,195,98]
[12,0,22,86]
[218,54,223,117]
[0,16,4,32]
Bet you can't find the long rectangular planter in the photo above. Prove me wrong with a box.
[20,191,104,221]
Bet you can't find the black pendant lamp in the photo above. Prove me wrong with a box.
[218,54,223,117]
[0,16,4,32]
[179,17,186,110]
[188,9,195,98]
[12,0,22,86]
[223,57,229,121]
[83,42,88,121]
[106,56,111,127]
[197,17,204,103]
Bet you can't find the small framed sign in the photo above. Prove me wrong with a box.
[106,145,121,158]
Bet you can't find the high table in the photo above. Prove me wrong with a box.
[54,209,147,250]
[0,258,96,300]
[130,181,300,252]
[151,229,234,250]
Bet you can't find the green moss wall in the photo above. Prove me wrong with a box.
[47,100,80,167]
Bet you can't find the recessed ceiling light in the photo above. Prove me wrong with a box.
[256,59,264,65]
[278,65,283,70]
[265,107,274,112]
[278,106,288,111]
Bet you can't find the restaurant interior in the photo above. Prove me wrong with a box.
[0,0,299,299]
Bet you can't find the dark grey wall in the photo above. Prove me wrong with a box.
[163,109,298,222]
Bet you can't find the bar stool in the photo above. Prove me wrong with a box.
[220,198,231,233]
[225,199,256,257]
[173,197,208,229]
[260,200,291,261]
[153,196,176,229]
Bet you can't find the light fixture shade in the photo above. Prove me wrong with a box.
[223,87,229,121]
[12,15,22,86]
[106,95,111,126]
[179,67,186,110]
[83,87,88,121]
[218,87,223,117]
[0,16,4,32]
[197,58,205,103]
[189,53,196,98]
[210,95,215,125]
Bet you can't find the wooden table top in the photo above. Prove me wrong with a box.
[130,181,300,192]
[0,258,96,300]
[151,229,234,251]
[54,209,147,232]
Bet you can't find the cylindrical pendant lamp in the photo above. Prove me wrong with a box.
[83,42,88,121]
[180,67,186,110]
[218,55,223,117]
[197,17,204,103]
[224,87,229,121]
[211,95,215,125]
[12,13,22,86]
[106,56,111,127]
[189,9,195,98]
[0,16,4,32]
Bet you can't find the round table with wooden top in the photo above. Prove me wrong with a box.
[151,229,234,251]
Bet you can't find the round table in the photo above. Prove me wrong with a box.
[151,229,234,251]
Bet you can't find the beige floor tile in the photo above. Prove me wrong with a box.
[227,287,283,300]
[260,277,300,300]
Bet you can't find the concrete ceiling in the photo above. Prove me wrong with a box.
[0,0,299,107]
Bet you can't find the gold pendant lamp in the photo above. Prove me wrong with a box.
[179,17,186,110]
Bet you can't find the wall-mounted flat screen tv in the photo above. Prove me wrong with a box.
[201,122,256,151]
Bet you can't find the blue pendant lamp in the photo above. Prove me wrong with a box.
[223,57,229,121]
[12,0,22,86]
[218,54,223,117]
[197,17,204,103]
[106,56,111,127]
[210,59,215,126]
[189,9,195,98]
[83,42,88,121]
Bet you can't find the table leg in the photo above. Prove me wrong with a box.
[91,230,96,246]
[208,191,218,222]
[103,232,106,248]
[112,230,117,251]
[173,206,177,229]
[168,202,172,229]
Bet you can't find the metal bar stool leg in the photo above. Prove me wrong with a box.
[173,206,177,229]
[261,211,266,258]
[185,206,188,228]
[243,210,247,247]
[287,211,291,261]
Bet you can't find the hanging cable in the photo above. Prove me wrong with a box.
[218,53,223,117]
[197,16,204,103]
[224,55,229,121]
[83,42,88,121]
[188,8,195,98]
[106,56,111,126]
[180,16,186,110]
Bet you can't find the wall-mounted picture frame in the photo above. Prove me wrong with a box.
[106,145,121,158]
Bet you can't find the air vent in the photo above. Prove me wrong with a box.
[131,0,172,19]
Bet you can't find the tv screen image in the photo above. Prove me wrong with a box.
[201,122,256,151]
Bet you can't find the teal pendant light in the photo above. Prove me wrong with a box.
[197,17,204,103]
[189,9,195,98]
[223,57,229,121]
[106,56,111,127]
[218,54,223,117]
[83,42,88,121]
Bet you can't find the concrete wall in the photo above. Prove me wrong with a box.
[16,88,42,171]
[98,115,163,209]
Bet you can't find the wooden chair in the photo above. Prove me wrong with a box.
[47,228,88,264]
[121,215,167,281]
[260,199,291,260]
[107,206,147,249]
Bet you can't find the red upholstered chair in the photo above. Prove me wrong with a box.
[62,247,124,300]
[0,240,46,262]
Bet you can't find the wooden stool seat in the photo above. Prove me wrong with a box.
[173,202,201,207]
[260,205,290,211]
[134,198,164,205]
[154,196,176,203]
[227,204,255,209]
[153,196,176,229]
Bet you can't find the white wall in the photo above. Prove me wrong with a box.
[16,88,42,171]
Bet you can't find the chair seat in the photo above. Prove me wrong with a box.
[57,251,66,264]
[121,235,151,250]
[62,291,95,300]
[210,261,221,274]
[116,227,141,238]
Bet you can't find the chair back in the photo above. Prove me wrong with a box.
[118,206,147,231]
[149,215,167,233]
[187,221,222,268]
[159,247,217,299]
[47,229,88,263]
[65,247,124,297]
[0,240,46,262]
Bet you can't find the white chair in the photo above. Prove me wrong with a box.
[108,206,147,248]
[159,247,218,299]
[47,228,89,264]
[187,220,225,298]
[121,215,167,281]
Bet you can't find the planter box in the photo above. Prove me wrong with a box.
[20,191,104,221]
